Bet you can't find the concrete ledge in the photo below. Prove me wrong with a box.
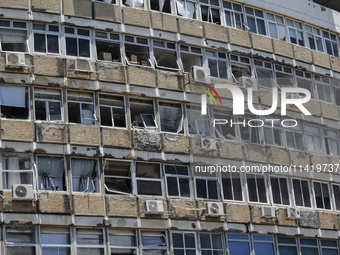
[36,123,68,144]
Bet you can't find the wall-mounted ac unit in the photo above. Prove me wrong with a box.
[260,206,276,218]
[75,59,93,72]
[192,66,211,83]
[145,200,164,213]
[6,52,25,66]
[206,202,224,216]
[240,76,258,91]
[201,138,217,150]
[286,207,301,219]
[12,184,34,199]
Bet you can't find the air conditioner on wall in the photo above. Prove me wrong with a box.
[201,138,217,150]
[239,76,258,91]
[260,206,276,218]
[286,207,301,219]
[75,59,93,72]
[6,52,26,66]
[192,66,211,83]
[145,200,164,213]
[12,184,34,199]
[206,202,224,216]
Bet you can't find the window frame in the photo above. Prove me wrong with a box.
[64,26,91,59]
[95,31,121,63]
[324,128,340,157]
[269,175,290,206]
[129,98,157,130]
[135,161,163,197]
[226,233,251,255]
[305,24,324,52]
[33,87,63,122]
[171,231,197,255]
[286,18,305,46]
[186,104,211,137]
[40,227,72,255]
[283,122,304,151]
[222,1,244,30]
[245,173,268,204]
[0,85,30,120]
[104,159,133,195]
[179,44,203,73]
[75,227,106,254]
[312,180,332,211]
[304,123,323,154]
[193,166,220,201]
[164,164,191,199]
[124,35,152,67]
[251,235,276,255]
[0,19,29,53]
[237,115,261,144]
[299,238,320,255]
[140,230,169,255]
[109,229,138,255]
[315,75,333,103]
[175,0,197,19]
[98,93,127,128]
[152,40,180,71]
[32,23,60,55]
[276,236,298,255]
[199,232,225,255]
[158,101,184,134]
[206,50,229,80]
[261,118,283,147]
[291,178,312,208]
[323,31,339,57]
[4,226,37,255]
[199,0,221,24]
[266,12,286,41]
[244,6,266,36]
[254,59,274,89]
[221,171,243,202]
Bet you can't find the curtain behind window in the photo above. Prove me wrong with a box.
[71,158,97,192]
[38,156,64,191]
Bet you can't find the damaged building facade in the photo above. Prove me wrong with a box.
[1,0,340,254]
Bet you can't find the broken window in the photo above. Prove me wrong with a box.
[266,13,286,41]
[0,85,29,119]
[206,51,228,79]
[34,87,62,121]
[332,79,340,106]
[193,167,219,200]
[37,156,65,191]
[262,118,282,146]
[304,124,322,153]
[41,227,71,255]
[213,109,236,139]
[125,36,150,66]
[99,94,126,128]
[187,105,211,137]
[199,0,220,24]
[95,31,121,62]
[245,7,266,35]
[130,98,157,130]
[76,228,105,255]
[5,226,36,255]
[2,154,32,190]
[136,162,162,196]
[0,19,28,52]
[295,70,314,98]
[221,172,242,201]
[123,0,144,8]
[313,181,331,210]
[199,233,223,255]
[141,231,168,255]
[65,27,90,58]
[324,128,340,156]
[323,31,339,57]
[150,0,171,13]
[306,25,323,52]
[277,237,298,255]
[226,234,251,255]
[230,54,251,82]
[33,23,60,54]
[246,174,267,203]
[67,90,96,125]
[284,121,304,151]
[172,232,197,255]
[71,158,99,193]
[275,65,294,89]
[164,165,190,198]
[104,160,132,195]
[254,59,273,88]
[153,40,180,71]
[159,102,183,133]
[238,116,260,144]
[320,240,339,255]
[270,176,289,205]
[287,19,304,46]
[315,75,333,103]
[180,45,202,72]
[300,239,318,255]
[109,229,137,255]
[176,0,197,19]
[223,1,244,30]
[252,235,275,255]
[292,179,311,207]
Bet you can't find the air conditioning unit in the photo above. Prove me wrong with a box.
[145,200,164,213]
[12,184,34,199]
[75,59,93,72]
[206,202,224,216]
[239,76,258,91]
[201,138,217,150]
[6,52,26,66]
[192,66,211,83]
[260,206,276,218]
[286,207,301,219]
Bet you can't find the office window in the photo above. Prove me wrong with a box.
[332,79,340,106]
[176,0,197,19]
[76,229,105,255]
[141,231,168,255]
[284,121,304,151]
[254,59,274,88]
[136,162,162,196]
[187,105,211,137]
[324,129,340,156]
[37,156,65,191]
[287,19,304,46]
[262,118,282,146]
[125,36,150,66]
[41,227,71,255]
[252,235,275,255]
[270,176,289,205]
[180,45,202,72]
[65,27,90,58]
[130,98,157,130]
[266,13,286,41]
[213,109,236,139]
[199,0,220,24]
[33,23,59,54]
[150,0,171,13]
[159,102,183,133]
[172,232,197,255]
[99,94,126,128]
[292,179,311,207]
[295,70,314,98]
[193,167,219,200]
[321,240,339,255]
[223,1,244,30]
[71,158,99,193]
[123,0,144,8]
[277,237,298,255]
[315,75,332,103]
[306,25,323,52]
[226,234,250,255]
[333,184,340,211]
[5,226,36,255]
[104,160,132,195]
[164,165,191,198]
[153,40,179,71]
[199,233,223,255]
[323,31,339,57]
[0,19,28,52]
[2,154,32,189]
[300,238,319,255]
[206,51,228,79]
[275,65,294,89]
[0,86,29,119]
[238,116,260,144]
[304,124,323,153]
[245,7,266,35]
[109,229,137,255]
[34,87,62,121]
[95,31,121,62]
[67,90,96,125]
[230,54,251,81]
[313,181,331,210]
[221,172,242,201]
[246,174,267,203]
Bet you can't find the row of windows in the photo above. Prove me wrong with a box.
[5,153,340,211]
[1,225,339,255]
